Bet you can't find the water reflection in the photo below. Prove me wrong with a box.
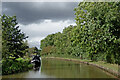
[2,58,116,78]
[41,58,115,78]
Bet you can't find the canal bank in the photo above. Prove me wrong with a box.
[43,57,119,79]
[2,58,117,78]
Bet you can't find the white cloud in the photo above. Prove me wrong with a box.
[20,19,75,33]
[28,37,45,49]
[19,19,76,48]
[29,37,45,43]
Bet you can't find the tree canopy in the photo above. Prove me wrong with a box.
[40,2,120,64]
[2,14,29,60]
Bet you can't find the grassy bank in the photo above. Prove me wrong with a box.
[42,54,119,78]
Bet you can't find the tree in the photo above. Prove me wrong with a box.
[0,16,1,59]
[40,2,120,64]
[2,14,29,60]
[74,2,120,63]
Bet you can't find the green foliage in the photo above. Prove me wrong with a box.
[27,47,40,57]
[74,2,120,63]
[41,46,56,55]
[2,14,29,60]
[1,14,31,75]
[2,59,32,75]
[0,29,2,60]
[40,2,120,64]
[40,25,74,55]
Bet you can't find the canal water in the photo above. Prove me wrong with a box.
[2,58,116,78]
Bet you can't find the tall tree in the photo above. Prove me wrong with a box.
[40,2,120,64]
[74,2,120,63]
[2,14,29,60]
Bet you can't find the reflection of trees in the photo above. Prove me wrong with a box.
[41,59,114,78]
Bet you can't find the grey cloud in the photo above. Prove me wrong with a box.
[2,2,78,48]
[2,2,78,25]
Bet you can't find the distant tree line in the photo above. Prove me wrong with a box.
[40,2,120,64]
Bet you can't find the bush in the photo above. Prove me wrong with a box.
[2,59,33,75]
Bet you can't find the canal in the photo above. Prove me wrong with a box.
[2,58,116,78]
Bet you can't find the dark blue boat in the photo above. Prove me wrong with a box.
[31,55,41,70]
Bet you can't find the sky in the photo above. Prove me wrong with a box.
[2,2,79,49]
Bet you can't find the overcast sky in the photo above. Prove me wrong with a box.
[2,2,79,49]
